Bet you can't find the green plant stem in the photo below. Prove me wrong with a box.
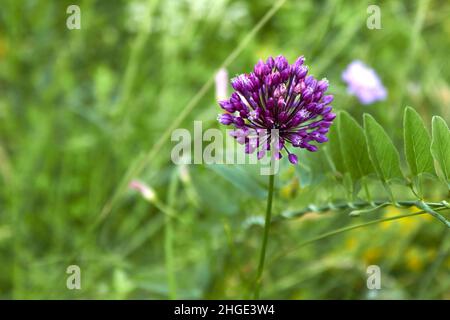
[269,207,448,267]
[164,172,179,300]
[254,173,275,299]
[164,212,176,299]
[274,200,446,223]
[416,201,450,228]
[362,177,372,203]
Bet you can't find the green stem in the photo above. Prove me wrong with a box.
[269,207,448,267]
[165,172,179,300]
[362,177,372,203]
[383,181,397,205]
[254,173,275,299]
[165,212,176,299]
[274,200,445,223]
[148,200,178,299]
[416,201,450,228]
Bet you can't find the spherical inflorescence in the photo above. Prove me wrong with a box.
[217,55,335,164]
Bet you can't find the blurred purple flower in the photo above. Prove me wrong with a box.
[215,68,228,101]
[342,60,387,104]
[217,55,335,164]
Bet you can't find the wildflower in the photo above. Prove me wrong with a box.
[342,60,387,104]
[129,180,156,202]
[215,68,228,101]
[217,55,335,164]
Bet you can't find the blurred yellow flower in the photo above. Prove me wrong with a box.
[445,256,450,269]
[362,247,382,265]
[381,207,430,232]
[405,248,423,272]
[345,237,358,250]
[280,176,299,199]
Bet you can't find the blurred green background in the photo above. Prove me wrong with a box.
[0,0,449,299]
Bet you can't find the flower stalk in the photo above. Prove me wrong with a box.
[254,173,275,299]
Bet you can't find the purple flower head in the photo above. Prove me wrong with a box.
[342,60,387,105]
[217,55,335,164]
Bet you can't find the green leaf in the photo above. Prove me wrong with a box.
[205,164,267,198]
[431,116,450,188]
[363,114,404,183]
[403,107,435,178]
[338,111,374,183]
[326,119,345,175]
[295,148,331,186]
